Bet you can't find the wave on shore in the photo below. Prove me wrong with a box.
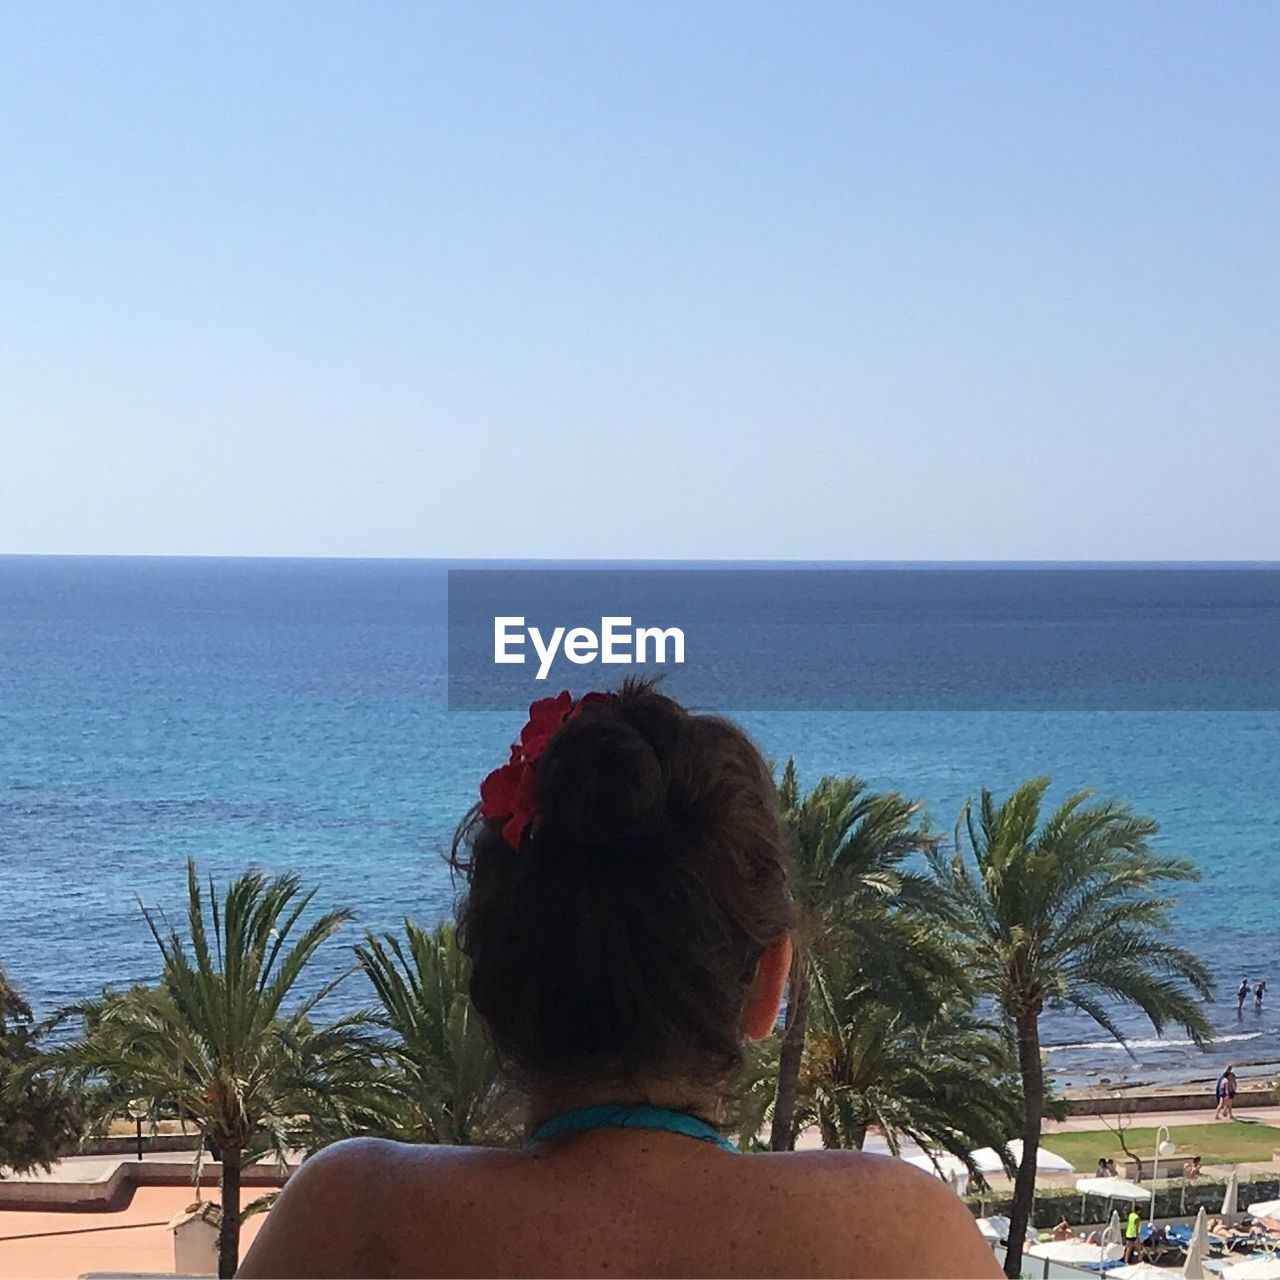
[1045,1024,1280,1091]
[1047,1030,1266,1055]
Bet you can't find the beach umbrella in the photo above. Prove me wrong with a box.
[1247,1199,1280,1220]
[1028,1239,1115,1264]
[983,1215,1010,1241]
[1103,1210,1124,1248]
[1101,1209,1126,1262]
[1223,1171,1240,1221]
[860,1132,930,1160]
[1112,1265,1182,1280]
[1182,1206,1209,1280]
[902,1151,970,1194]
[1076,1175,1153,1218]
[858,1134,971,1194]
[1220,1259,1280,1280]
[978,1216,1037,1247]
[969,1139,1075,1175]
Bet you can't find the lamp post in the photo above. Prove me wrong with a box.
[1149,1124,1174,1227]
[126,1098,148,1162]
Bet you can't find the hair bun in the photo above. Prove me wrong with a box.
[450,679,796,1089]
[534,705,665,854]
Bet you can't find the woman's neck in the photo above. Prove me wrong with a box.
[527,1077,727,1134]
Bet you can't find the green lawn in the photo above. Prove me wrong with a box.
[1047,1122,1280,1170]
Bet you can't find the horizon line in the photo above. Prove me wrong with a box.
[3,552,1280,569]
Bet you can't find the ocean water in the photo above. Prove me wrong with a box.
[2,556,1279,1091]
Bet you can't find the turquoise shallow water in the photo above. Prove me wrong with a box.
[1,557,1278,1088]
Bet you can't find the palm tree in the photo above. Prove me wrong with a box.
[932,778,1214,1278]
[0,968,23,1019]
[1,966,80,1174]
[768,761,937,1150]
[731,1032,784,1152]
[58,862,376,1278]
[354,920,512,1145]
[803,939,1020,1172]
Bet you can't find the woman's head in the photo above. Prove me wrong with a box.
[450,679,794,1094]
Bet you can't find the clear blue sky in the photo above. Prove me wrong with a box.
[2,3,1276,559]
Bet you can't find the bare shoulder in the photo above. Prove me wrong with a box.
[749,1150,1003,1279]
[236,1138,467,1278]
[280,1135,417,1210]
[236,1139,376,1277]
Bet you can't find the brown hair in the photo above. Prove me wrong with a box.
[449,679,794,1091]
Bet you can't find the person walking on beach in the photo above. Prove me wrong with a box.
[1237,977,1251,1014]
[1216,1065,1238,1119]
[1256,980,1267,1010]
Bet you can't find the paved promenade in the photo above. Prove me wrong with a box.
[0,1185,267,1279]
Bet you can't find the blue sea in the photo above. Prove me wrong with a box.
[2,556,1279,1091]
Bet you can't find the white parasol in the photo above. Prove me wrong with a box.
[1182,1205,1210,1280]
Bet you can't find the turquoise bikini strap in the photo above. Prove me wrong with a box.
[526,1104,739,1153]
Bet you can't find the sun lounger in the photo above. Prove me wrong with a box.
[1136,1228,1187,1266]
[1223,1230,1280,1254]
[1166,1223,1227,1254]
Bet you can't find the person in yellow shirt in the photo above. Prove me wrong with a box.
[1125,1204,1142,1263]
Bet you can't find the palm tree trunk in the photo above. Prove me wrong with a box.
[218,1147,241,1280]
[769,953,809,1151]
[817,1102,838,1150]
[1005,1010,1044,1280]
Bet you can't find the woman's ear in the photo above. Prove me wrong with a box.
[743,934,793,1041]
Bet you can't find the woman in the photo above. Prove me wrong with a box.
[1216,1065,1238,1120]
[240,684,999,1278]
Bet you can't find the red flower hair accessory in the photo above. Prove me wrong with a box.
[479,690,613,850]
